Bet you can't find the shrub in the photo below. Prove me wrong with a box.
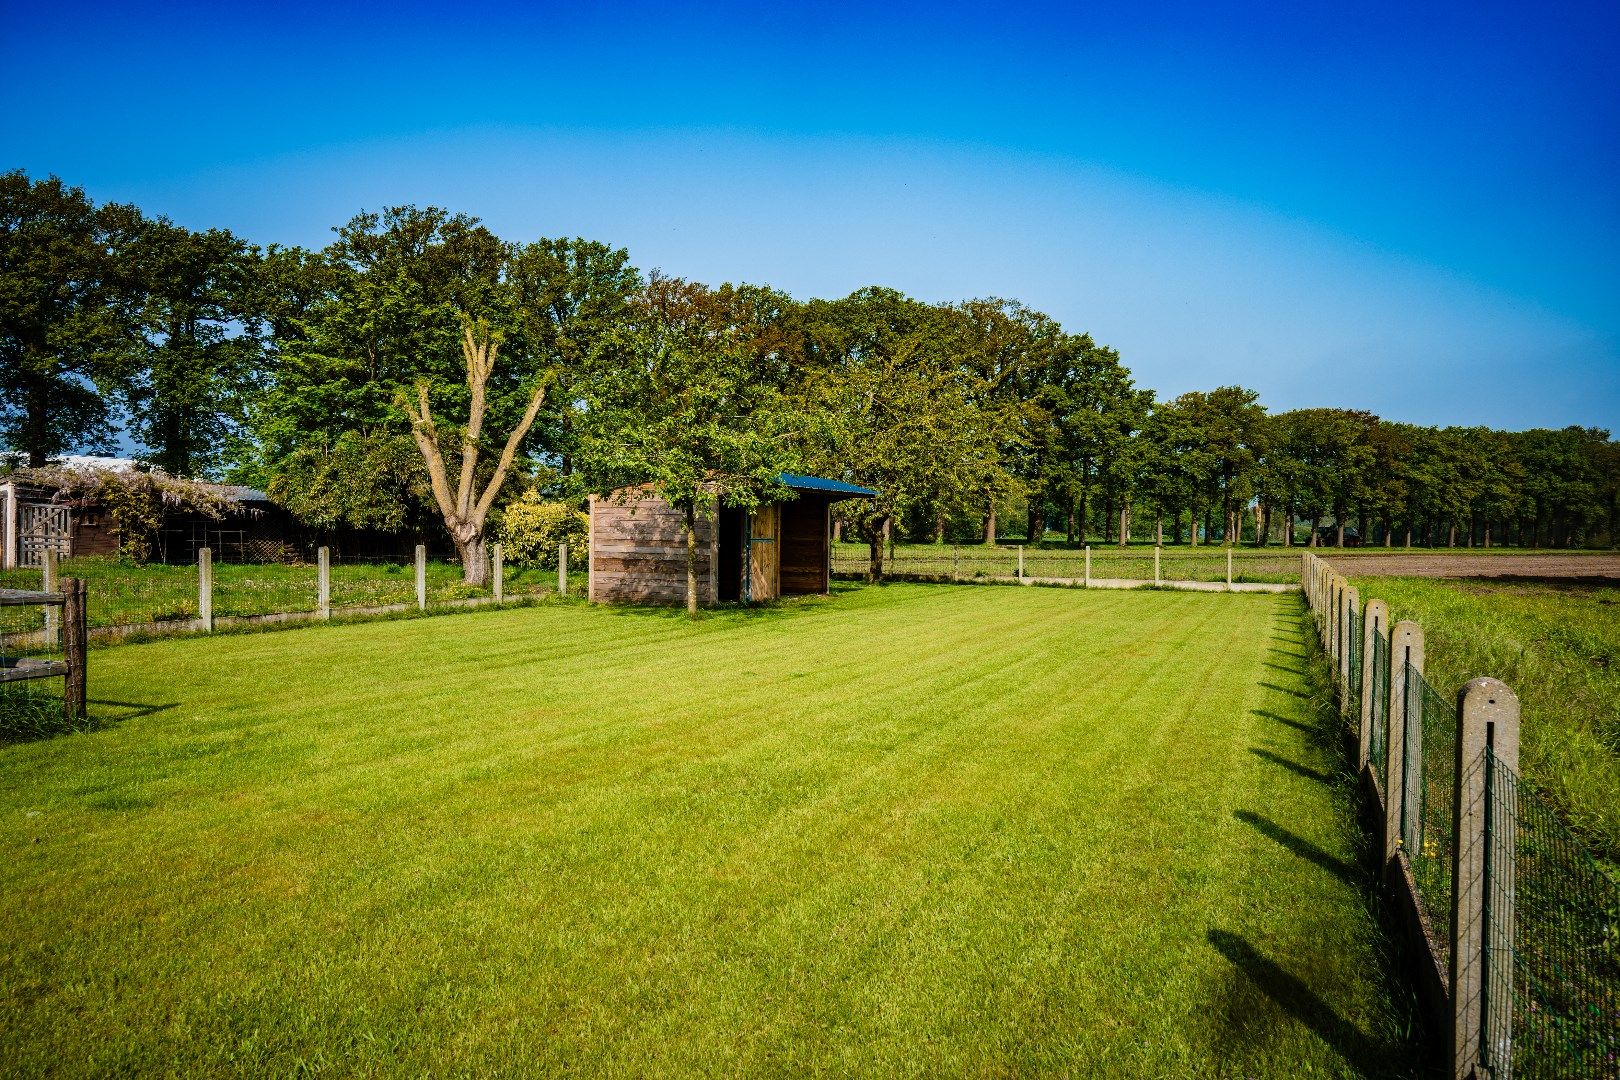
[498,493,588,568]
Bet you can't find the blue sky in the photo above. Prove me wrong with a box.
[5,0,1617,429]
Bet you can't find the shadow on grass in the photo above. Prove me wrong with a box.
[0,693,176,747]
[1251,708,1314,735]
[1250,746,1334,785]
[1206,928,1392,1074]
[1259,681,1310,699]
[1234,809,1359,887]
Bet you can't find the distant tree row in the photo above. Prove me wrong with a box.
[4,171,1616,592]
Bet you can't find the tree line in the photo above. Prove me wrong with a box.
[4,171,1617,599]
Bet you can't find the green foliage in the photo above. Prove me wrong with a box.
[265,430,427,533]
[0,170,141,465]
[497,492,588,568]
[578,275,800,523]
[123,217,264,478]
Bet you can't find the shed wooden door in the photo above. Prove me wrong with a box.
[749,504,779,601]
[779,496,829,595]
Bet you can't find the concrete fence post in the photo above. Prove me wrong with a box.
[415,545,427,611]
[952,545,959,582]
[1154,545,1161,586]
[317,546,331,619]
[1084,545,1091,587]
[198,547,213,632]
[1226,547,1233,590]
[1384,620,1425,863]
[1017,544,1024,581]
[1451,678,1520,1080]
[492,543,503,604]
[42,548,59,646]
[1360,599,1388,769]
[1341,585,1359,714]
[559,543,568,595]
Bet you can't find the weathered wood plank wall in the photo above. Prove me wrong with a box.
[589,492,719,606]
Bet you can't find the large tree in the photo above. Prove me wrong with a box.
[0,171,140,465]
[125,217,263,477]
[577,275,800,614]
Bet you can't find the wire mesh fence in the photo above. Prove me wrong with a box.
[0,547,584,638]
[829,544,1304,584]
[1406,668,1458,964]
[0,589,61,738]
[1490,750,1620,1079]
[1368,629,1390,781]
[1346,607,1362,722]
[1305,549,1620,1079]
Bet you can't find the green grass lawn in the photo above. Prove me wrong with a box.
[0,584,1419,1076]
[0,556,573,630]
[1348,575,1620,873]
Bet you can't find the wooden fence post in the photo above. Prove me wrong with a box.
[1226,547,1233,590]
[492,543,503,604]
[1385,620,1425,863]
[1451,677,1520,1079]
[1154,545,1161,586]
[317,546,331,619]
[42,548,59,646]
[558,543,568,595]
[61,577,87,723]
[1360,599,1388,769]
[198,547,213,632]
[415,545,426,611]
[1017,544,1024,581]
[952,545,959,582]
[1084,545,1091,587]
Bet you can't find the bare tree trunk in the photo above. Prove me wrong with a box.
[867,517,887,583]
[1189,503,1199,547]
[1155,514,1163,546]
[1448,521,1457,548]
[1067,502,1077,545]
[683,502,699,616]
[934,513,945,544]
[984,505,996,545]
[1308,516,1319,547]
[1118,502,1130,547]
[833,518,843,543]
[455,532,489,587]
[1483,520,1492,548]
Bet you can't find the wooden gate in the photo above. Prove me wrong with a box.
[19,504,70,568]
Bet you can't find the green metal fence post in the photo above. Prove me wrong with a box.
[1385,620,1425,865]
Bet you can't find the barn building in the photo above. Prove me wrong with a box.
[587,473,878,606]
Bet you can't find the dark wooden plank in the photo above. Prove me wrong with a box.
[0,659,69,683]
[0,589,66,607]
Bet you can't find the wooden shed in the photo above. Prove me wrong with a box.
[587,474,878,606]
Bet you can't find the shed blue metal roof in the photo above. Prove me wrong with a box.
[778,473,879,498]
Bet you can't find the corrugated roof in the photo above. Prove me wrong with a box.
[778,473,879,498]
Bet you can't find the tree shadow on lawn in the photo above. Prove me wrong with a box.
[1205,928,1409,1076]
[1251,708,1313,736]
[1249,746,1335,785]
[1233,809,1359,888]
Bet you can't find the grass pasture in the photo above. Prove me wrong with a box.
[0,584,1417,1076]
